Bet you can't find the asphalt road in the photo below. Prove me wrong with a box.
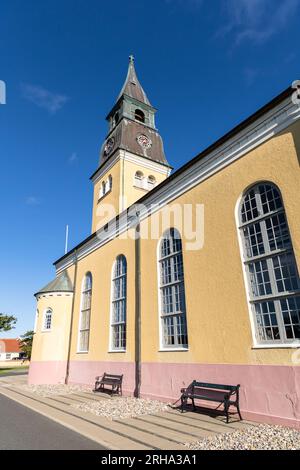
[0,394,106,450]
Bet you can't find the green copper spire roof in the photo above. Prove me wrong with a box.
[34,271,73,296]
[117,55,152,106]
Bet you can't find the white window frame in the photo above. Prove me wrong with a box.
[237,182,300,348]
[147,175,156,190]
[109,255,127,352]
[42,308,53,332]
[157,228,188,351]
[134,171,145,189]
[77,272,92,353]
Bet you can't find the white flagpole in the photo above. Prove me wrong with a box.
[65,225,69,254]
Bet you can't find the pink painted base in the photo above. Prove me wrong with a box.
[67,360,135,395]
[28,360,300,429]
[28,361,67,384]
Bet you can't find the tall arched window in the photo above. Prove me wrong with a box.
[78,272,92,352]
[111,255,127,351]
[159,229,188,348]
[239,183,300,345]
[43,308,52,331]
[134,109,145,123]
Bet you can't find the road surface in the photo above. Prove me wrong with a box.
[0,394,106,450]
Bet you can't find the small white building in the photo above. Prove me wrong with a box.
[0,338,21,361]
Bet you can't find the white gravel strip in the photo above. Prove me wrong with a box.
[17,384,90,397]
[185,424,300,450]
[71,397,169,420]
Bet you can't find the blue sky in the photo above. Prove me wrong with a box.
[0,0,299,337]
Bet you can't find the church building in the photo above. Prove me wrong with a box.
[29,57,300,429]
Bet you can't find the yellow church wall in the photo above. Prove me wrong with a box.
[139,125,300,367]
[91,159,121,233]
[91,155,169,233]
[31,293,73,362]
[121,157,169,209]
[69,230,136,365]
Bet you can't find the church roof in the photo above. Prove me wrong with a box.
[117,55,152,106]
[35,271,73,296]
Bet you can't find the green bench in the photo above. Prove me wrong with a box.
[94,372,123,395]
[180,381,242,423]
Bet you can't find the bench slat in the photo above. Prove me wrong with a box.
[192,381,238,391]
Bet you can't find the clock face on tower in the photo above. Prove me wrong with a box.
[104,137,115,156]
[137,134,152,150]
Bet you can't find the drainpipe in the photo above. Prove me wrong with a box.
[65,249,78,384]
[134,219,141,398]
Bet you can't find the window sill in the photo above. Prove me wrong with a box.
[133,184,148,191]
[158,348,189,352]
[252,343,300,350]
[108,349,126,353]
[41,329,52,333]
[76,351,89,354]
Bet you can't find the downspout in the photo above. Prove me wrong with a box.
[134,221,141,398]
[65,249,78,384]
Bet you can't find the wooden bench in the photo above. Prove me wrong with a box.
[180,381,242,423]
[94,373,123,396]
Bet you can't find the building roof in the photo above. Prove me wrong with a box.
[0,338,21,354]
[117,55,152,106]
[54,84,294,267]
[34,271,73,296]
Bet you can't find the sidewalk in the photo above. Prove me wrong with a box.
[0,375,255,450]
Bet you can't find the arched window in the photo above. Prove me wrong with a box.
[134,171,144,188]
[114,111,119,126]
[158,229,188,348]
[78,272,92,352]
[239,183,300,345]
[108,174,113,191]
[100,181,106,198]
[43,308,52,331]
[147,175,156,190]
[111,255,127,351]
[134,109,145,123]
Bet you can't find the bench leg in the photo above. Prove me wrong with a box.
[224,399,230,424]
[191,398,196,412]
[237,403,242,421]
[181,396,186,413]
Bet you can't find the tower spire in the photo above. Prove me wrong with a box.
[117,55,152,106]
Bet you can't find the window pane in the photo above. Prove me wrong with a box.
[248,260,272,297]
[280,297,300,340]
[254,301,280,342]
[272,254,299,292]
[266,213,290,252]
[243,222,265,258]
[259,184,282,215]
[241,189,259,223]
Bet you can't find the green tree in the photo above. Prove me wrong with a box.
[0,313,17,332]
[18,330,34,360]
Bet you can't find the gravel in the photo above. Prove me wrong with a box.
[17,384,90,397]
[185,424,300,450]
[16,384,169,420]
[71,397,169,420]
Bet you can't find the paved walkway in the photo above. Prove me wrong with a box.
[0,375,256,450]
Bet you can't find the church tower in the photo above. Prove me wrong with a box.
[90,56,172,233]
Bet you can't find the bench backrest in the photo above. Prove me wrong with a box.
[103,372,123,382]
[192,381,240,392]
